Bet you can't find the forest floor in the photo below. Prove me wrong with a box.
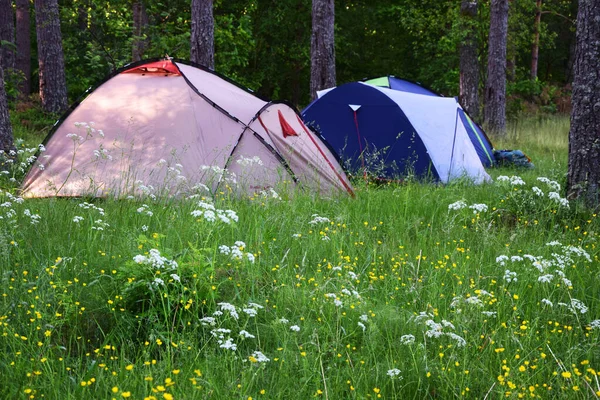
[1,116,599,399]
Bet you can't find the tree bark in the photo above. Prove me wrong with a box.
[190,0,214,69]
[132,0,148,62]
[530,0,542,80]
[310,0,335,101]
[459,0,479,120]
[567,0,600,207]
[484,0,509,135]
[0,64,15,161]
[0,0,15,73]
[35,0,68,114]
[15,0,30,96]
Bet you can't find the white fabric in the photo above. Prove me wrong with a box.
[316,87,336,98]
[349,104,361,111]
[365,83,491,184]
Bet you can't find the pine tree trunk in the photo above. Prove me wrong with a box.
[16,0,31,96]
[132,0,148,62]
[310,0,335,101]
[567,0,600,207]
[530,0,542,80]
[35,0,68,114]
[484,0,509,135]
[190,0,214,69]
[459,0,479,120]
[0,64,15,162]
[0,0,15,72]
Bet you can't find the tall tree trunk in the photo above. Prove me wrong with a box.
[132,0,148,62]
[530,0,542,80]
[35,0,68,114]
[566,0,600,207]
[0,64,15,163]
[0,0,15,72]
[190,0,214,69]
[310,0,335,101]
[484,0,509,135]
[459,0,479,120]
[15,0,30,96]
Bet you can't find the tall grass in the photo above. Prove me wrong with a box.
[1,116,599,399]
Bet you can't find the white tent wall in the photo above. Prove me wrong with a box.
[370,84,491,184]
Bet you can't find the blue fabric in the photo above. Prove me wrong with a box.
[302,82,438,180]
[493,150,534,168]
[388,77,438,96]
[458,109,495,167]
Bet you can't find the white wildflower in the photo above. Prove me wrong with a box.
[387,368,402,378]
[541,298,553,307]
[250,351,270,363]
[448,200,467,211]
[239,330,255,339]
[400,334,415,345]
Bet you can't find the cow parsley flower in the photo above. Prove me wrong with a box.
[541,298,553,307]
[400,334,415,345]
[469,203,488,213]
[532,186,544,196]
[250,351,270,363]
[503,270,517,283]
[448,200,467,211]
[239,330,255,339]
[290,325,300,332]
[387,368,402,378]
[309,214,330,225]
[200,317,216,326]
[217,302,239,320]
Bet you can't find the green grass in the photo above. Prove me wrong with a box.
[1,116,600,399]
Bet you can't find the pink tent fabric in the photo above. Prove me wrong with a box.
[21,59,353,198]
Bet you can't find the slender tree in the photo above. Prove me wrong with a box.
[0,63,15,163]
[459,0,479,120]
[15,0,31,96]
[190,0,214,69]
[531,0,542,80]
[132,0,148,62]
[310,0,335,101]
[566,0,600,206]
[35,0,68,113]
[0,0,15,72]
[484,0,509,135]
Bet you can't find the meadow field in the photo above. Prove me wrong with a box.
[1,117,599,399]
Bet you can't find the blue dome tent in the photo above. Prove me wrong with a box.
[363,76,495,168]
[302,80,492,183]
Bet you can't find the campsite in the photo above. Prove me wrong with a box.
[1,1,599,399]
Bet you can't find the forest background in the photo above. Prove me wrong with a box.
[1,0,577,118]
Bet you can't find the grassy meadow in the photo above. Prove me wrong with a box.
[1,116,600,399]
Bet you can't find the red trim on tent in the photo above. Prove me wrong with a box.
[294,115,355,197]
[122,60,180,75]
[278,110,298,138]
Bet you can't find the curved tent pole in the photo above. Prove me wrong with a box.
[448,107,461,182]
[171,63,300,193]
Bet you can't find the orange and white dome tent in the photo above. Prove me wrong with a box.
[21,59,353,198]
